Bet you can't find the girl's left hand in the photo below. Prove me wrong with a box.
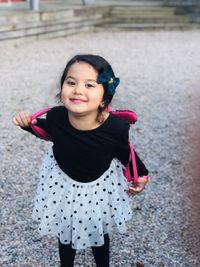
[125,176,150,197]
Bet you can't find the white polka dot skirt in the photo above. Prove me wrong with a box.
[32,147,133,250]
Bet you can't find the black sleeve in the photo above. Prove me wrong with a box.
[115,121,149,176]
[115,123,130,166]
[133,150,149,176]
[21,118,49,138]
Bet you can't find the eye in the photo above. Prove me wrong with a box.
[86,83,95,88]
[66,80,75,86]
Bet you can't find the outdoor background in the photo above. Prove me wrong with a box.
[0,1,200,267]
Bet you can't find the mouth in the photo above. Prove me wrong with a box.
[69,98,88,104]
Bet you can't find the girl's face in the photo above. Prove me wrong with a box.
[61,62,104,117]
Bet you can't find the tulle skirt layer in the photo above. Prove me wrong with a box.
[32,147,133,250]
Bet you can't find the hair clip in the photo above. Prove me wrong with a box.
[97,65,120,96]
[108,78,113,84]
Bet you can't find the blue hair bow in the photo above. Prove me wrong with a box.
[97,65,120,96]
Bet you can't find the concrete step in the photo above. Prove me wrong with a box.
[109,14,180,20]
[0,11,40,25]
[0,5,108,41]
[0,6,108,24]
[0,15,102,41]
[108,6,177,17]
[95,22,200,31]
[97,1,164,6]
[110,6,175,12]
[0,13,103,32]
[107,13,190,20]
[105,16,190,23]
[101,5,195,29]
[109,10,176,17]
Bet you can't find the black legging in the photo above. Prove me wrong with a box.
[58,234,110,267]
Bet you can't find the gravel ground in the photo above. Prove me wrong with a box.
[0,30,200,267]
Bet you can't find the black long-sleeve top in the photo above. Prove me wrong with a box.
[22,106,148,182]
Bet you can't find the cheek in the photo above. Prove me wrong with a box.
[60,88,69,103]
[92,91,104,104]
[96,86,104,101]
[61,86,69,97]
[100,91,105,104]
[60,89,64,100]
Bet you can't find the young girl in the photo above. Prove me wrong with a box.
[12,54,149,267]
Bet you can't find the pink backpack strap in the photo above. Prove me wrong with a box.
[129,141,139,184]
[110,110,138,124]
[123,141,139,184]
[31,107,52,120]
[30,107,52,141]
[106,105,139,183]
[124,142,150,184]
[106,105,138,124]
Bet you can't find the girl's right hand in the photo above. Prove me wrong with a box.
[12,111,37,128]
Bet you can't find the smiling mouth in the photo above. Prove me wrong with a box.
[70,98,87,103]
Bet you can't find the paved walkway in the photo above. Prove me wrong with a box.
[0,30,200,266]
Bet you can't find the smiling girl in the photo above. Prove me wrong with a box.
[12,54,149,267]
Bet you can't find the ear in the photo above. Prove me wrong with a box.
[100,101,105,108]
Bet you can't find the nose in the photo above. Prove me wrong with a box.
[73,83,83,95]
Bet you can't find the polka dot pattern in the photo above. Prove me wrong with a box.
[32,147,133,250]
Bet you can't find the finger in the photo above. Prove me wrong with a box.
[18,112,31,127]
[12,117,20,126]
[31,119,37,125]
[125,189,137,197]
[129,185,144,193]
[14,112,30,127]
[14,113,24,127]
